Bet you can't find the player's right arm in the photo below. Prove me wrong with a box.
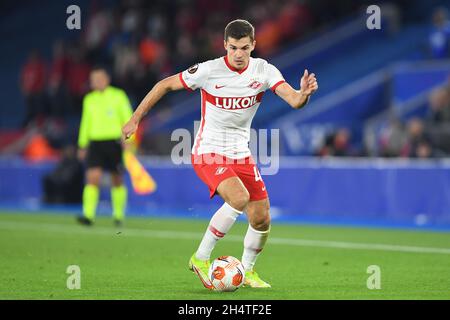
[77,96,90,160]
[122,74,184,139]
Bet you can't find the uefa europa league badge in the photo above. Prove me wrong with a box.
[188,64,199,74]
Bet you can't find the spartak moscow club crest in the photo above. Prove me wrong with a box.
[248,80,262,89]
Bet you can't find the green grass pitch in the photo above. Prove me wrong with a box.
[0,211,449,300]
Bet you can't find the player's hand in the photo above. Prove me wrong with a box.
[300,69,318,97]
[122,118,138,140]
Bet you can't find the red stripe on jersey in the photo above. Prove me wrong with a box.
[271,80,286,93]
[193,90,207,155]
[179,72,193,92]
[203,90,264,110]
[209,225,226,238]
[224,56,249,74]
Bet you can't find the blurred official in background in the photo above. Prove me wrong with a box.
[77,67,133,226]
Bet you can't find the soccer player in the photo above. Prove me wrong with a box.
[77,67,133,227]
[122,19,318,288]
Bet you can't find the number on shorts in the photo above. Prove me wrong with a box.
[253,166,262,182]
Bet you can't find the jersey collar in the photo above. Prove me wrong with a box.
[224,56,250,74]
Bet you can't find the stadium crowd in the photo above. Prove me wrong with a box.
[12,0,362,159]
[18,0,332,126]
[315,6,450,159]
[379,80,450,159]
[7,1,450,161]
[316,78,450,159]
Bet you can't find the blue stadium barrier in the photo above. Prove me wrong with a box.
[1,156,449,230]
[391,61,450,104]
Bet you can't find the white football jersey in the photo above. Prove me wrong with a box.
[180,56,285,159]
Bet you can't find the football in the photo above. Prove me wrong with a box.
[208,256,245,292]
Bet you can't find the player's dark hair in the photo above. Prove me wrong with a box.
[91,65,110,75]
[224,19,255,42]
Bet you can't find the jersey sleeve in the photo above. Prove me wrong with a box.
[78,96,90,149]
[265,63,286,93]
[179,61,211,91]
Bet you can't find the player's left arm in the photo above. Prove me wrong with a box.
[274,69,318,109]
[77,97,90,160]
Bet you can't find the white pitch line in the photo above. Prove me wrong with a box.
[0,220,450,255]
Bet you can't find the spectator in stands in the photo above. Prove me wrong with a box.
[47,41,69,119]
[423,81,450,156]
[414,140,434,158]
[22,131,59,162]
[113,44,140,96]
[277,0,313,41]
[333,128,353,156]
[175,32,198,70]
[42,144,83,204]
[379,118,409,157]
[403,118,434,158]
[316,133,335,157]
[83,7,112,54]
[428,84,450,123]
[0,119,60,162]
[428,7,450,59]
[256,18,282,56]
[316,128,353,157]
[20,49,48,127]
[139,34,167,68]
[66,47,91,116]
